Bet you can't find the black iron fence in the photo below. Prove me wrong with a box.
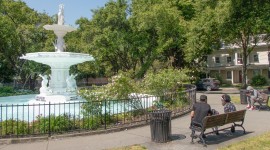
[0,86,196,138]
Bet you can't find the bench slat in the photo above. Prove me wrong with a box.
[203,113,227,129]
[225,109,246,124]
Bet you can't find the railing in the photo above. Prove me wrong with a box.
[0,86,196,138]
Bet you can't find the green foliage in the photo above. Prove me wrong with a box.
[35,114,74,133]
[0,119,28,136]
[0,86,37,97]
[250,75,267,86]
[213,73,223,85]
[81,116,102,130]
[0,86,13,93]
[80,72,139,101]
[79,69,190,116]
[0,0,54,84]
[143,68,189,95]
[155,91,189,110]
[75,0,188,78]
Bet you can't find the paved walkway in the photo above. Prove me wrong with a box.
[1,90,270,150]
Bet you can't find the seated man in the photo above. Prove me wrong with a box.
[190,95,213,138]
[190,95,213,127]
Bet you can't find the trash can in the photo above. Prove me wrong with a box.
[150,110,172,143]
[240,89,248,104]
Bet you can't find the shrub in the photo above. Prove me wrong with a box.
[214,74,223,85]
[0,119,28,136]
[143,68,189,95]
[1,86,13,93]
[34,114,75,133]
[251,75,267,86]
[81,116,102,130]
[0,86,37,97]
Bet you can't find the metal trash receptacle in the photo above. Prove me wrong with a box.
[150,110,172,143]
[240,89,248,104]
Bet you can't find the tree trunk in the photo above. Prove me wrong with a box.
[241,32,248,89]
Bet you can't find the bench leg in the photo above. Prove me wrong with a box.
[231,125,235,133]
[233,123,246,134]
[198,132,207,147]
[191,130,195,143]
[258,102,263,111]
[212,126,219,135]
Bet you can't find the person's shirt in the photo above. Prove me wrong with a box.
[192,102,212,125]
[224,102,236,113]
[249,89,259,98]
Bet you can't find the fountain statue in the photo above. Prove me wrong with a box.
[20,4,94,102]
[58,4,65,25]
[66,74,78,92]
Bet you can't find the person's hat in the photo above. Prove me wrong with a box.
[200,95,207,101]
[247,86,254,90]
[221,94,231,102]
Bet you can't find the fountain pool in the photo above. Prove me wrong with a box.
[0,95,85,122]
[0,94,156,122]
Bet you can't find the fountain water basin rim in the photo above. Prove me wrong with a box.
[43,24,76,32]
[20,52,94,66]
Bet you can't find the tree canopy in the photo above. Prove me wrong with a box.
[0,0,54,86]
[0,0,270,88]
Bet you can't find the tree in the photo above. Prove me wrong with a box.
[184,0,270,88]
[219,0,270,88]
[129,0,186,77]
[76,0,132,77]
[0,0,54,89]
[75,0,188,78]
[183,1,222,77]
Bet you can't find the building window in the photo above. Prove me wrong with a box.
[253,54,259,62]
[227,57,231,63]
[237,53,242,64]
[226,71,232,79]
[215,57,220,63]
[253,69,260,76]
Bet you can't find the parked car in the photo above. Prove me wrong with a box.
[196,78,220,91]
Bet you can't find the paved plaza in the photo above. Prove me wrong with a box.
[0,89,270,150]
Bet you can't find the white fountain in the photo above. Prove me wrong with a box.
[20,4,94,103]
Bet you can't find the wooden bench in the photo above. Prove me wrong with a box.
[190,109,246,146]
[255,92,270,111]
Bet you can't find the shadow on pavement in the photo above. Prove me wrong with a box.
[192,130,253,146]
[169,134,186,141]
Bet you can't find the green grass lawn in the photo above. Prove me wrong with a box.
[230,95,241,104]
[231,95,270,106]
[218,131,270,150]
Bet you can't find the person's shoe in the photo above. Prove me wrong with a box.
[248,107,255,110]
[246,105,251,109]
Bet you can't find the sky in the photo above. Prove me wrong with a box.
[22,0,110,27]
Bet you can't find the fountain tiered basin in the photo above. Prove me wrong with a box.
[21,52,94,102]
[20,4,94,103]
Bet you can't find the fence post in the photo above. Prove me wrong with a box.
[48,102,51,137]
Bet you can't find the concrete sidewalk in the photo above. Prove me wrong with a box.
[1,93,270,150]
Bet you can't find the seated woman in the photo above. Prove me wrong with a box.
[221,94,236,113]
